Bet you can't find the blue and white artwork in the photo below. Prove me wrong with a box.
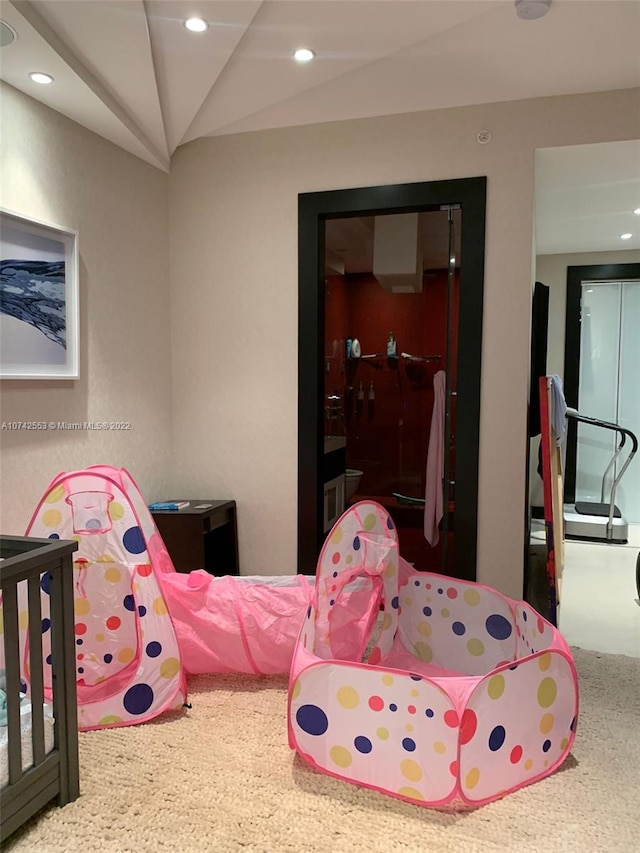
[1,215,77,377]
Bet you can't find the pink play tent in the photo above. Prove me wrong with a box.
[24,466,186,731]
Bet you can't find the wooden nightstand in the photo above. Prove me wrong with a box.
[150,500,239,576]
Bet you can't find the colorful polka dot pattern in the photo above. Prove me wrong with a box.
[290,504,579,807]
[20,467,186,731]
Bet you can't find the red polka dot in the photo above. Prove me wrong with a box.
[368,647,382,665]
[537,617,545,634]
[74,557,89,565]
[331,584,337,592]
[74,622,87,635]
[510,745,523,764]
[106,616,121,630]
[426,583,432,590]
[460,709,477,744]
[77,653,84,660]
[444,710,459,728]
[138,564,153,577]
[446,587,458,599]
[407,705,416,714]
[449,761,458,777]
[368,695,384,711]
[331,552,341,564]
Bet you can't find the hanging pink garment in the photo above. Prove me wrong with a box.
[424,369,446,545]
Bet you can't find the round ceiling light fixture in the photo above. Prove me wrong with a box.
[184,17,208,33]
[620,233,632,240]
[29,72,54,85]
[293,48,315,63]
[0,20,17,47]
[515,0,552,20]
[634,208,640,216]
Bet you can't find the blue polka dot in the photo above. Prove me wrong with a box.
[123,595,135,611]
[410,674,422,681]
[423,606,432,616]
[486,614,513,640]
[123,683,154,715]
[354,736,372,754]
[78,667,84,674]
[425,708,434,718]
[353,536,361,551]
[509,664,518,671]
[48,533,60,540]
[329,599,335,606]
[146,642,162,658]
[46,654,52,665]
[20,680,27,694]
[306,606,311,619]
[437,588,444,595]
[41,618,51,633]
[332,571,338,578]
[414,580,420,587]
[391,597,399,609]
[570,716,576,732]
[40,573,51,595]
[86,518,102,530]
[489,726,506,751]
[296,704,329,736]
[138,605,147,617]
[523,611,528,622]
[389,703,397,712]
[452,621,466,636]
[386,517,394,530]
[402,738,416,752]
[76,638,83,646]
[542,739,551,753]
[104,654,113,664]
[122,526,145,555]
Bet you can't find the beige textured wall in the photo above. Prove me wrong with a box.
[0,84,173,534]
[169,88,640,597]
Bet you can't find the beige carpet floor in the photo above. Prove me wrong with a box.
[5,648,639,853]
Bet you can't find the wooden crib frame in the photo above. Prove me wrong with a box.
[1,535,79,843]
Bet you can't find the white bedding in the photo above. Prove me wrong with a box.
[0,701,55,788]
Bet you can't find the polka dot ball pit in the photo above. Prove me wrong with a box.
[288,501,579,807]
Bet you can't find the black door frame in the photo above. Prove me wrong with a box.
[563,262,640,501]
[298,176,487,579]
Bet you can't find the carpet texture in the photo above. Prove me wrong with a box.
[5,648,639,853]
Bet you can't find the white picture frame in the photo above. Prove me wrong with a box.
[1,208,79,379]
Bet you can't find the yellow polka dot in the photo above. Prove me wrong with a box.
[45,485,65,503]
[18,610,29,630]
[337,686,360,709]
[382,674,394,686]
[400,759,423,782]
[411,689,419,698]
[434,741,446,754]
[153,597,168,616]
[383,561,396,579]
[109,502,125,522]
[414,642,433,663]
[465,768,480,790]
[382,612,393,630]
[330,746,352,768]
[537,677,557,708]
[95,675,105,684]
[441,607,450,618]
[488,674,505,700]
[99,715,123,725]
[71,535,82,543]
[467,638,485,656]
[464,588,481,606]
[538,653,552,672]
[405,724,414,732]
[404,597,413,606]
[104,567,122,584]
[42,509,62,528]
[398,787,424,801]
[544,759,549,768]
[376,727,389,740]
[539,713,554,734]
[524,758,533,771]
[97,554,115,563]
[330,526,344,544]
[95,633,105,642]
[345,554,353,565]
[117,647,135,664]
[363,513,377,530]
[74,598,90,616]
[560,737,568,750]
[417,621,432,638]
[160,658,180,679]
[292,680,301,700]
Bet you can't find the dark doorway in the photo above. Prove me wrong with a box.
[298,177,486,580]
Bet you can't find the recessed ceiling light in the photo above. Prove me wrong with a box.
[1,20,17,47]
[29,72,53,85]
[293,48,315,63]
[634,208,640,215]
[620,233,632,240]
[184,17,208,33]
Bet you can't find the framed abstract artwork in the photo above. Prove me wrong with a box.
[1,209,79,379]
